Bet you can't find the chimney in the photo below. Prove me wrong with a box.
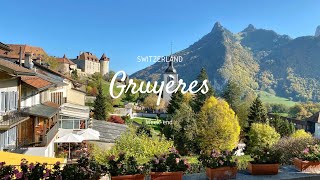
[24,52,33,69]
[19,46,22,66]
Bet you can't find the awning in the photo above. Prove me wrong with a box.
[24,103,59,118]
[59,103,90,119]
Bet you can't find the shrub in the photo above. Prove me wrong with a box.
[107,153,145,176]
[299,144,320,161]
[198,149,236,169]
[250,146,281,164]
[136,122,152,137]
[93,127,173,164]
[108,115,125,124]
[149,147,190,172]
[272,137,319,165]
[247,123,280,153]
[197,97,240,152]
[291,129,312,139]
[0,157,105,180]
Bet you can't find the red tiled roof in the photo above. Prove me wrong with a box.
[43,101,60,108]
[77,52,99,62]
[0,44,47,60]
[0,42,11,51]
[21,76,52,89]
[56,55,75,65]
[0,58,35,75]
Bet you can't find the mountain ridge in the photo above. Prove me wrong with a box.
[131,22,320,102]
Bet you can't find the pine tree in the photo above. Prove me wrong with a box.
[167,90,184,114]
[93,82,107,120]
[222,80,242,111]
[269,115,295,137]
[192,68,215,112]
[247,97,267,126]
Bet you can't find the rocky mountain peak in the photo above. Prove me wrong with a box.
[242,24,256,32]
[211,21,223,32]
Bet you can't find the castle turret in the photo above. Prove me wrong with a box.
[100,53,109,77]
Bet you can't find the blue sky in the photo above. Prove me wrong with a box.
[0,0,319,74]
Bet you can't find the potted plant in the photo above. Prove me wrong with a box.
[248,146,280,175]
[294,144,320,172]
[198,149,237,180]
[107,152,145,180]
[149,147,190,180]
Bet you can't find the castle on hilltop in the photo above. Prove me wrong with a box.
[71,51,109,76]
[0,43,110,77]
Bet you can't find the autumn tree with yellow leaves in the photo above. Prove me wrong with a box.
[197,96,241,152]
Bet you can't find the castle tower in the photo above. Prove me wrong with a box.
[163,57,178,104]
[100,53,109,77]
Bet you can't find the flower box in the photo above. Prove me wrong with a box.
[293,158,320,172]
[247,162,279,175]
[111,174,145,180]
[205,167,237,180]
[150,171,183,180]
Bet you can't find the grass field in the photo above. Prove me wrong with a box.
[131,117,162,134]
[256,90,297,107]
[0,151,65,165]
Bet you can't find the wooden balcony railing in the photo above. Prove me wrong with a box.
[0,110,29,130]
[41,122,59,146]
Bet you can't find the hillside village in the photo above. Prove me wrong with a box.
[0,42,128,157]
[3,38,320,179]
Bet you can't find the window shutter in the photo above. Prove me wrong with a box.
[14,92,17,110]
[5,92,9,112]
[1,92,5,112]
[0,92,2,113]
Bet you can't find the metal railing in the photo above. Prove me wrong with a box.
[0,110,29,128]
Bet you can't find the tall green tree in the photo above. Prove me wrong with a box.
[170,102,198,155]
[197,96,240,152]
[269,115,295,137]
[192,68,215,112]
[93,82,107,120]
[167,90,184,114]
[222,80,242,111]
[247,97,267,126]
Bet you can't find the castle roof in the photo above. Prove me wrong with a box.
[77,52,99,62]
[56,54,75,65]
[100,53,109,61]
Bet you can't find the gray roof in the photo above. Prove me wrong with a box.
[24,104,59,118]
[92,120,128,143]
[164,59,177,74]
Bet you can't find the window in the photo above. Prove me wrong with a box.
[0,91,18,113]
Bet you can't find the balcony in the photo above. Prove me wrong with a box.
[0,110,30,130]
[39,122,59,146]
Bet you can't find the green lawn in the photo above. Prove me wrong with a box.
[131,117,162,134]
[256,90,297,107]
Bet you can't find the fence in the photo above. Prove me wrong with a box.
[132,112,168,118]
